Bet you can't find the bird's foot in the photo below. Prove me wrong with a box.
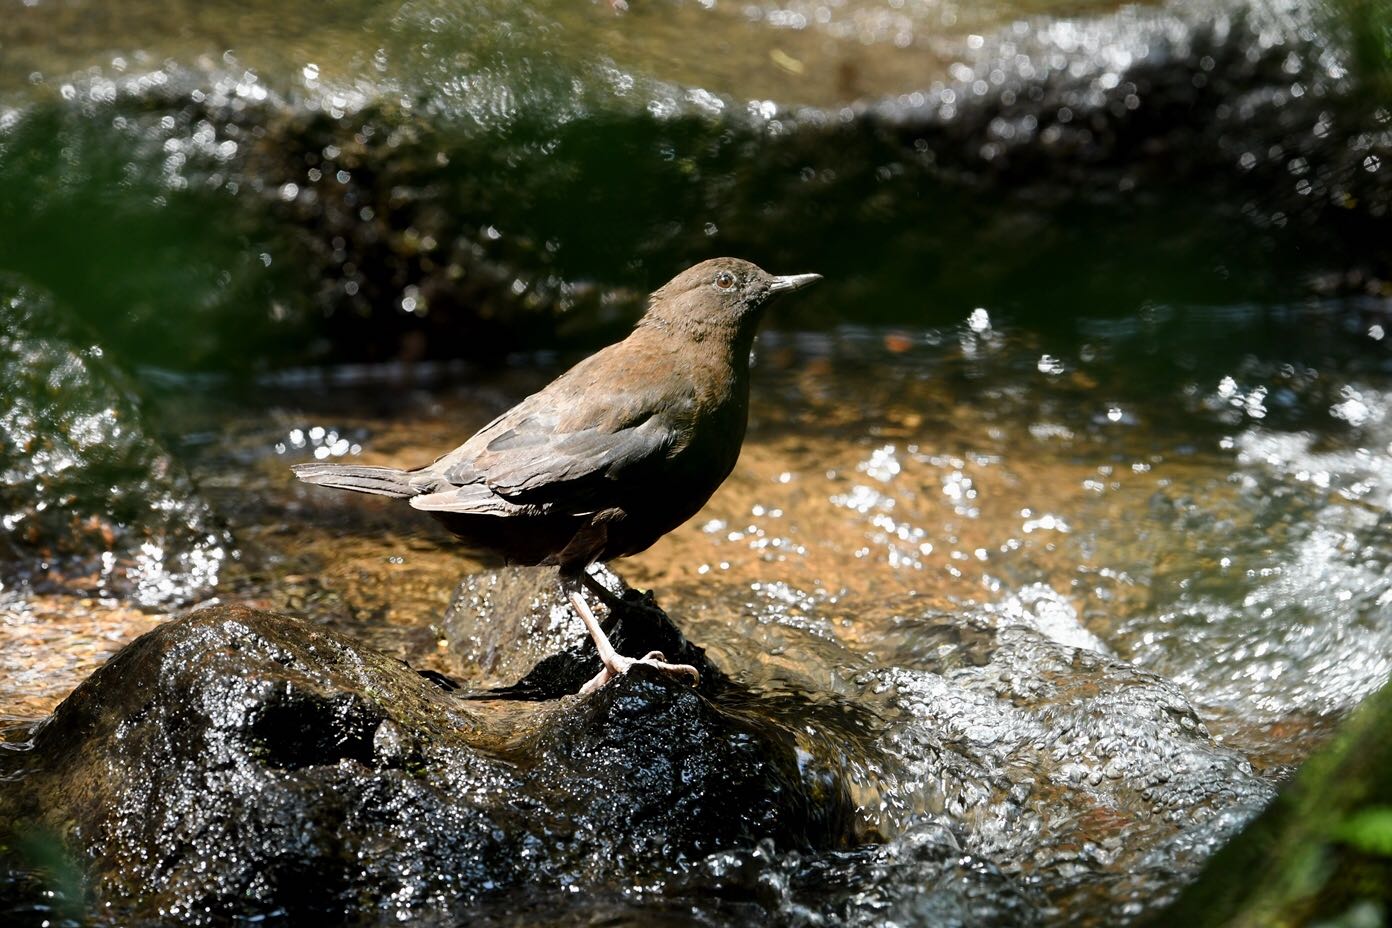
[579,649,700,695]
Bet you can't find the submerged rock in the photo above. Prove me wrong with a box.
[0,278,231,606]
[1,0,1387,372]
[864,610,1274,924]
[0,604,854,925]
[652,581,1278,924]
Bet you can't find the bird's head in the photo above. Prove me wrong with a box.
[639,257,821,343]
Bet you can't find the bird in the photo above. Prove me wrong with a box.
[293,257,821,694]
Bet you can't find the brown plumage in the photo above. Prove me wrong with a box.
[294,257,820,692]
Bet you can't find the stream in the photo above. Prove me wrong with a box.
[2,0,1390,923]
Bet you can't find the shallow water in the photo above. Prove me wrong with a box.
[14,303,1389,731]
[1,0,1390,918]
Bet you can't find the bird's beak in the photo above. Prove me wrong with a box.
[768,273,822,293]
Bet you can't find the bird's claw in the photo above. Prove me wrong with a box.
[579,650,701,695]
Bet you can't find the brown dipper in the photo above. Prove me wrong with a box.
[293,257,821,693]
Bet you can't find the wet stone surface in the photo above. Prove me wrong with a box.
[441,564,728,698]
[0,566,1275,925]
[0,604,853,925]
[0,279,232,607]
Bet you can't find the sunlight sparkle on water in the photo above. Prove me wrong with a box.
[275,425,363,459]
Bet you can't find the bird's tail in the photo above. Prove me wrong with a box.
[291,462,420,499]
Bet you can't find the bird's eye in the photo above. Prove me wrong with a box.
[714,271,736,290]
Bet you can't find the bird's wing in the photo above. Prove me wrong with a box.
[408,481,536,515]
[406,478,542,514]
[411,339,692,514]
[451,406,677,507]
[414,376,686,515]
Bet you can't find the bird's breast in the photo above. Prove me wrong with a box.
[659,383,748,496]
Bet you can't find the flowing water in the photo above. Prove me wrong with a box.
[0,0,1148,109]
[1,0,1391,920]
[7,299,1387,922]
[177,303,1392,766]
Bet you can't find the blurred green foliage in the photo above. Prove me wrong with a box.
[1336,808,1392,858]
[1335,0,1392,96]
[0,105,299,373]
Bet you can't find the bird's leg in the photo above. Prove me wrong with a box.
[565,583,700,695]
[581,565,669,623]
[579,568,629,613]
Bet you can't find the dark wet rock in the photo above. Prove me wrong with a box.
[0,576,1284,926]
[1150,676,1392,928]
[441,564,727,698]
[0,278,231,606]
[0,605,854,925]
